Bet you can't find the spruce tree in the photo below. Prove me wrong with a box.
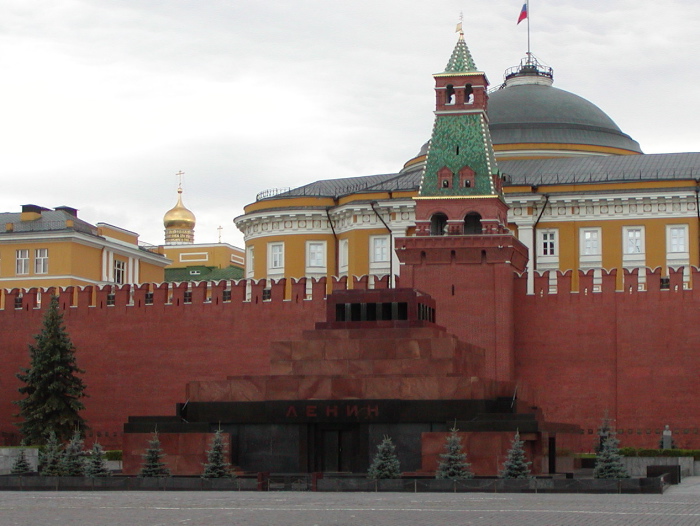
[40,431,64,476]
[500,431,532,479]
[367,435,401,479]
[10,447,33,475]
[60,430,85,476]
[436,427,473,480]
[202,430,234,478]
[595,412,613,454]
[15,296,87,445]
[593,433,630,479]
[139,432,170,477]
[84,442,112,477]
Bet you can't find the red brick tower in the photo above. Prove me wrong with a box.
[396,28,528,382]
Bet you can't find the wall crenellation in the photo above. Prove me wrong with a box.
[519,265,698,298]
[0,274,397,313]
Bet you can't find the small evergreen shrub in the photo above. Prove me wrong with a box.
[60,430,85,476]
[202,430,234,479]
[40,432,63,476]
[10,447,33,475]
[500,431,532,479]
[139,432,170,478]
[368,436,401,479]
[84,442,112,477]
[435,427,473,480]
[593,434,630,479]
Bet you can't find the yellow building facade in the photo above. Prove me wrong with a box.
[0,204,170,290]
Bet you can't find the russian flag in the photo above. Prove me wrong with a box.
[517,3,528,24]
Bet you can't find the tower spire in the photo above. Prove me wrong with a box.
[414,27,507,236]
[444,16,477,73]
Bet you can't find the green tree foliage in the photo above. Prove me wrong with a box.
[139,432,171,478]
[10,447,33,475]
[436,427,473,480]
[500,431,532,479]
[40,431,64,476]
[202,430,234,478]
[84,442,112,477]
[60,430,85,477]
[368,435,401,479]
[15,296,87,445]
[594,434,630,479]
[595,413,613,454]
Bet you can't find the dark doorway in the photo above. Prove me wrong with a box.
[312,424,362,473]
[548,436,557,474]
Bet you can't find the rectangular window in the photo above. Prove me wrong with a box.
[669,226,687,253]
[246,246,255,278]
[114,259,126,285]
[269,243,284,268]
[582,229,600,255]
[34,248,49,274]
[624,227,643,254]
[372,236,389,262]
[541,231,556,256]
[339,239,349,273]
[307,242,325,268]
[16,249,29,275]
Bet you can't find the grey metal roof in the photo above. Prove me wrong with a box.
[0,209,98,236]
[259,164,423,200]
[488,84,642,153]
[500,152,700,186]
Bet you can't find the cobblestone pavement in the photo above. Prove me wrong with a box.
[1,477,699,526]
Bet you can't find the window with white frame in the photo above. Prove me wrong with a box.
[624,227,644,254]
[34,248,49,274]
[369,235,391,277]
[246,246,255,278]
[540,230,557,256]
[667,225,690,286]
[306,241,326,269]
[536,229,558,271]
[267,242,284,275]
[579,228,602,275]
[668,225,688,254]
[16,249,29,275]
[338,239,349,274]
[371,236,389,263]
[114,259,126,285]
[581,229,600,255]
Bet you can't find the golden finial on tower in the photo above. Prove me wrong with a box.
[456,12,464,39]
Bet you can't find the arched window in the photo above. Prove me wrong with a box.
[464,212,482,235]
[465,84,474,104]
[430,213,448,236]
[445,85,455,105]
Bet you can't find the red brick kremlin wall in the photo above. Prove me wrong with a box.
[1,268,699,451]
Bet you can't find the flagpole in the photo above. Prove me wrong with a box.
[527,0,531,63]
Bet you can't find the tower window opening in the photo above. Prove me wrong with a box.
[465,84,474,104]
[456,145,460,155]
[464,212,483,235]
[464,180,471,188]
[430,213,448,236]
[445,84,455,105]
[442,179,449,188]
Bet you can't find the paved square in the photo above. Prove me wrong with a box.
[1,477,699,526]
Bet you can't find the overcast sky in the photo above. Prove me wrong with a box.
[1,0,698,248]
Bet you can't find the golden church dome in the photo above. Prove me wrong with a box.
[164,187,196,229]
[164,186,196,245]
